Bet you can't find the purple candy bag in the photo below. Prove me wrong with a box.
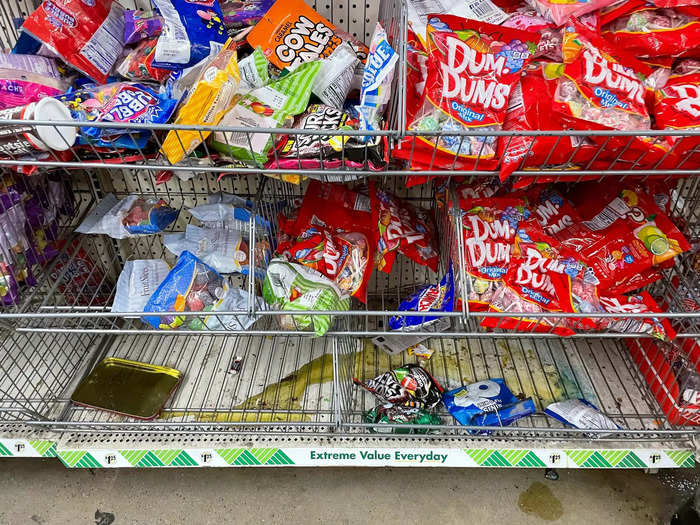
[0,193,34,295]
[124,10,164,45]
[220,0,274,28]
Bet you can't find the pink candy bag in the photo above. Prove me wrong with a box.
[526,0,617,26]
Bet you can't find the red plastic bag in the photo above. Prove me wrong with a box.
[599,0,646,26]
[370,183,439,274]
[555,21,672,166]
[556,25,650,132]
[554,187,690,292]
[396,16,539,171]
[652,0,700,7]
[498,62,600,182]
[290,181,375,303]
[117,37,171,83]
[452,197,528,311]
[480,215,601,335]
[276,224,372,301]
[481,231,579,336]
[654,73,700,169]
[21,0,125,84]
[597,291,677,340]
[603,6,700,58]
[604,267,664,295]
[527,187,582,236]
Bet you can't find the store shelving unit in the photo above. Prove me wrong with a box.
[0,0,699,469]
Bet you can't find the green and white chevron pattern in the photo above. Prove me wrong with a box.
[565,450,647,468]
[58,451,102,468]
[120,450,198,467]
[29,440,57,457]
[465,449,547,467]
[216,448,294,466]
[665,450,695,468]
[1,439,694,469]
[0,439,57,458]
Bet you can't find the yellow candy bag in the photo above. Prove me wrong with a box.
[160,39,241,165]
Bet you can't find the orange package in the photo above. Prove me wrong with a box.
[247,0,343,70]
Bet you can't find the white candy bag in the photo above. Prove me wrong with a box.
[113,259,171,315]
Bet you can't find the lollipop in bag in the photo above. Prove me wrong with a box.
[371,183,439,274]
[452,197,530,311]
[653,73,700,170]
[396,16,539,171]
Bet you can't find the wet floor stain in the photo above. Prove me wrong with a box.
[518,482,564,522]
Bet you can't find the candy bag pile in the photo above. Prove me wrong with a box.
[395,3,700,178]
[2,0,396,179]
[143,250,263,331]
[445,181,688,339]
[355,363,444,429]
[355,364,444,409]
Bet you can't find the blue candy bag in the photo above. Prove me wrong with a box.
[143,251,227,330]
[57,82,178,148]
[152,0,228,70]
[389,266,454,331]
[444,379,536,431]
[144,250,263,331]
[356,23,398,141]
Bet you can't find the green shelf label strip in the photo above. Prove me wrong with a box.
[0,438,693,469]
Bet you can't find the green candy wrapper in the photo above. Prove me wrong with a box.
[364,403,442,434]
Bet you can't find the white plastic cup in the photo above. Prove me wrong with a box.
[0,98,77,157]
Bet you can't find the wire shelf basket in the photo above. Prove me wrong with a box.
[1,172,697,340]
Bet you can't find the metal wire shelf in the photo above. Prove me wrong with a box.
[343,335,696,440]
[1,328,697,442]
[2,172,698,340]
[0,2,699,179]
[0,0,697,447]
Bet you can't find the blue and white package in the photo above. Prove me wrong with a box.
[356,23,398,140]
[75,194,179,239]
[143,250,227,330]
[443,379,536,431]
[389,266,454,331]
[143,250,263,331]
[163,224,270,278]
[188,193,272,234]
[545,399,620,431]
[152,0,228,70]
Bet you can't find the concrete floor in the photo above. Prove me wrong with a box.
[0,459,698,524]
